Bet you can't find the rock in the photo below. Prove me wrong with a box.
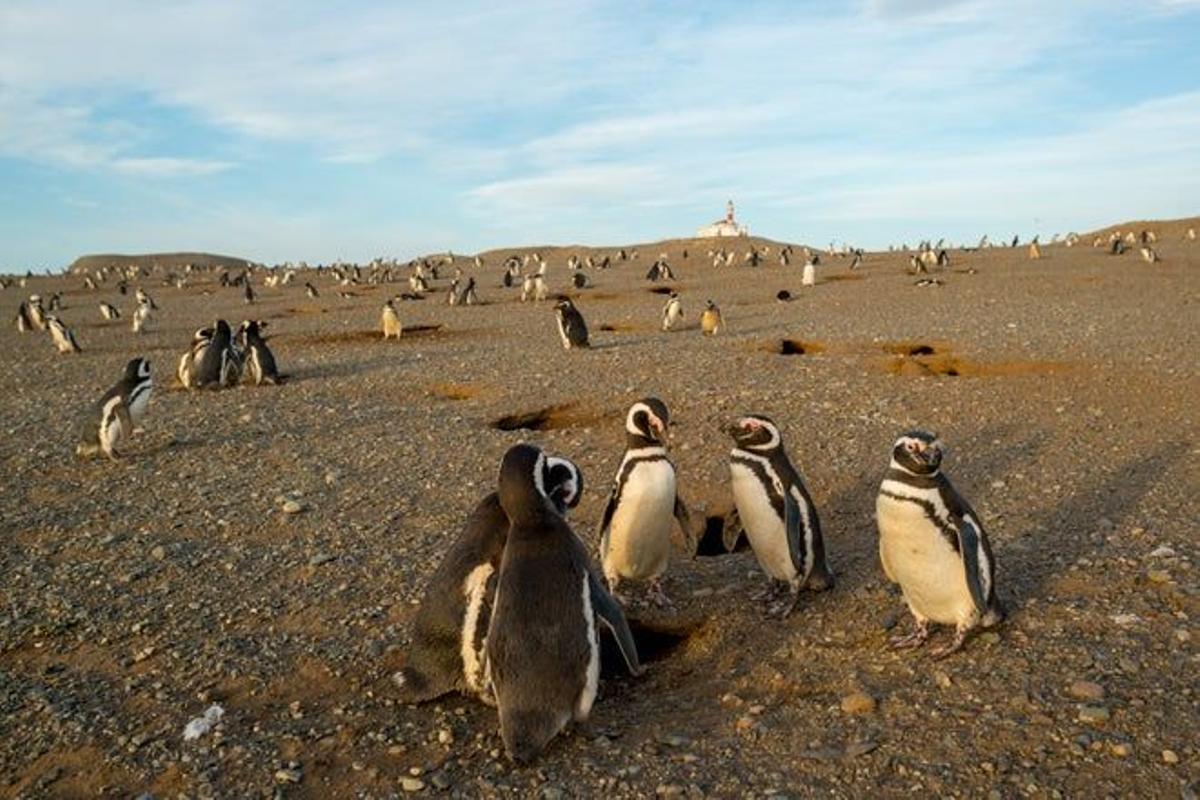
[437,727,453,744]
[282,500,304,515]
[656,784,686,798]
[1163,749,1180,764]
[150,545,166,561]
[274,768,302,784]
[308,552,335,567]
[660,733,689,747]
[1150,545,1177,558]
[400,776,425,792]
[1077,706,1110,724]
[430,771,451,790]
[934,671,952,689]
[1147,569,1172,584]
[840,692,876,715]
[1109,742,1131,758]
[1067,680,1105,701]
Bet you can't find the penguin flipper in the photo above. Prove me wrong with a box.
[671,495,697,556]
[955,515,989,616]
[588,572,643,676]
[783,491,809,579]
[597,490,617,554]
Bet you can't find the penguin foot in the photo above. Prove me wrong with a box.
[647,582,674,609]
[889,620,930,650]
[770,591,801,619]
[929,628,968,660]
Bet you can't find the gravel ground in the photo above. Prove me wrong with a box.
[1,224,1197,799]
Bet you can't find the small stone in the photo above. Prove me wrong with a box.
[282,500,304,515]
[1163,749,1179,764]
[400,776,425,792]
[1176,629,1192,643]
[309,552,335,567]
[1068,681,1105,701]
[656,784,686,798]
[150,545,166,561]
[1147,569,1172,584]
[437,728,453,745]
[274,768,302,784]
[1109,742,1131,758]
[978,631,1001,645]
[840,692,876,715]
[1150,545,1177,558]
[1077,705,1110,724]
[660,733,689,747]
[934,671,952,689]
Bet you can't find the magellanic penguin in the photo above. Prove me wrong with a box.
[14,301,35,332]
[598,398,695,606]
[131,300,152,334]
[700,300,722,335]
[661,292,683,331]
[27,296,47,330]
[99,302,121,321]
[728,415,834,617]
[487,444,642,763]
[46,315,81,353]
[76,357,152,460]
[236,320,283,385]
[181,319,241,389]
[397,454,637,706]
[554,297,589,349]
[801,260,816,286]
[876,431,1004,658]
[381,299,403,340]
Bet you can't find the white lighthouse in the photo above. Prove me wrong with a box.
[697,200,748,238]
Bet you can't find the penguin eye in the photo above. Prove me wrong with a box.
[905,441,918,453]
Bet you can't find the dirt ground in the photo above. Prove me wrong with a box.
[1,222,1197,799]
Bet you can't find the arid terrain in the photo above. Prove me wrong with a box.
[1,221,1197,799]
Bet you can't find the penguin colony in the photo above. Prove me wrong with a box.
[10,227,1190,766]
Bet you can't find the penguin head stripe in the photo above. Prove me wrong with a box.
[544,456,583,511]
[891,430,943,474]
[729,414,781,451]
[626,398,669,442]
[124,357,151,381]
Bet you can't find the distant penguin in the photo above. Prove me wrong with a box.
[381,300,403,340]
[47,292,63,311]
[727,415,834,617]
[237,320,282,385]
[572,271,588,289]
[850,250,864,270]
[486,444,642,763]
[131,300,153,334]
[46,315,81,353]
[76,357,152,461]
[700,300,722,335]
[1140,246,1160,264]
[876,431,1005,657]
[598,399,694,606]
[457,277,479,305]
[14,301,35,332]
[554,297,589,349]
[99,302,121,321]
[520,274,536,302]
[305,282,320,298]
[661,292,683,331]
[801,260,816,286]
[1187,227,1196,241]
[1028,242,1042,260]
[135,288,157,310]
[27,296,47,330]
[182,319,240,389]
[243,280,255,305]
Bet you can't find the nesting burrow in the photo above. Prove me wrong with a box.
[600,614,708,677]
[490,403,617,432]
[757,339,826,356]
[645,287,674,295]
[880,342,1067,378]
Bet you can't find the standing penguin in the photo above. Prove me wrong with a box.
[801,259,816,286]
[397,454,638,706]
[598,398,694,606]
[727,415,834,617]
[875,431,1004,657]
[14,301,35,332]
[381,299,403,340]
[131,300,153,334]
[99,302,121,321]
[27,296,47,330]
[305,281,320,298]
[135,288,158,310]
[243,280,256,305]
[554,298,589,349]
[487,444,641,764]
[700,300,723,335]
[661,292,683,331]
[182,319,241,389]
[76,357,152,460]
[46,315,81,353]
[237,320,282,385]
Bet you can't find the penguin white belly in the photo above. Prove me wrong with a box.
[460,563,495,697]
[603,463,675,581]
[127,387,151,425]
[876,496,973,626]
[100,398,125,455]
[730,464,795,582]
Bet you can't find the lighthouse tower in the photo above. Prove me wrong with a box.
[697,200,748,238]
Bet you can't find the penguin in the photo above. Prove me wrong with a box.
[486,444,641,764]
[572,271,588,290]
[46,315,81,353]
[554,297,589,349]
[396,454,635,706]
[1028,242,1042,260]
[99,302,121,321]
[243,280,256,305]
[47,292,63,311]
[131,300,153,334]
[27,296,47,330]
[381,299,403,340]
[850,251,863,270]
[1140,246,1160,264]
[875,431,1004,658]
[598,398,694,606]
[699,300,722,335]
[237,320,282,385]
[182,319,241,389]
[14,301,35,332]
[135,288,157,310]
[305,282,320,298]
[727,415,834,617]
[457,276,479,305]
[76,357,153,460]
[661,292,683,331]
[801,260,816,286]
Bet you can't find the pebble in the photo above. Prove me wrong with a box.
[656,784,686,798]
[840,692,876,714]
[430,771,451,790]
[274,768,302,784]
[309,552,335,566]
[934,671,952,689]
[1150,545,1177,558]
[1109,742,1131,758]
[437,728,453,744]
[1077,706,1110,724]
[400,776,425,792]
[281,500,304,515]
[1163,749,1180,764]
[1068,680,1105,701]
[1147,569,1172,584]
[150,545,166,561]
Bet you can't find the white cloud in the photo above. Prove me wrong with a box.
[110,157,233,177]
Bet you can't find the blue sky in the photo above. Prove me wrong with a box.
[1,0,1198,270]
